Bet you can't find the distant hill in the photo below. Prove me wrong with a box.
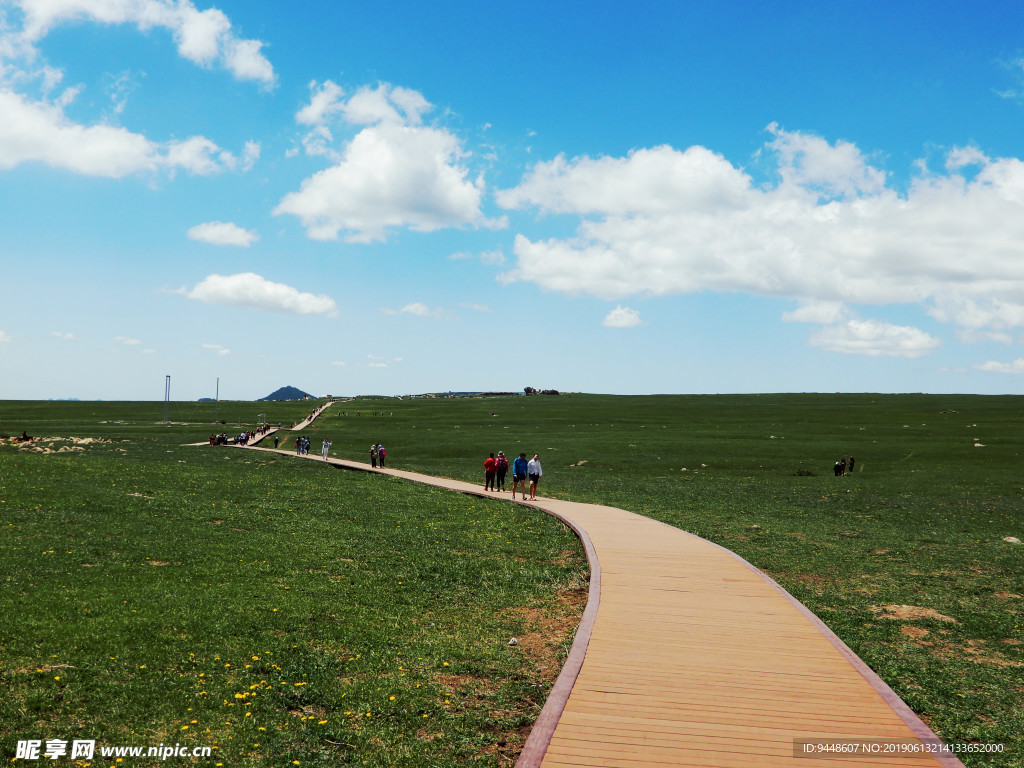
[259,386,314,401]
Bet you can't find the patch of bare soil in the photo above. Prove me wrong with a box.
[501,587,587,684]
[870,604,959,623]
[0,435,114,454]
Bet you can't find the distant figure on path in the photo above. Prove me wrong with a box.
[484,453,497,491]
[527,454,542,500]
[378,444,387,467]
[512,453,529,500]
[495,451,509,492]
[370,444,378,468]
[321,440,331,460]
[273,436,279,449]
[296,436,302,455]
[848,456,856,473]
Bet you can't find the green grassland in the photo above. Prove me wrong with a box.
[317,393,1023,765]
[0,400,587,767]
[2,393,1023,766]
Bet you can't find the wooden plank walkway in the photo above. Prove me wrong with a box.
[244,444,967,768]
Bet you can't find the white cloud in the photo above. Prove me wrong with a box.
[187,221,259,246]
[275,122,492,242]
[766,122,886,199]
[602,305,642,328]
[185,272,338,316]
[12,0,275,86]
[973,359,1024,374]
[480,249,505,266]
[497,127,1024,346]
[296,80,346,126]
[278,81,501,242]
[202,343,231,356]
[0,330,11,343]
[51,330,74,340]
[331,360,346,366]
[460,302,490,312]
[0,88,250,177]
[782,301,851,325]
[115,335,142,346]
[808,319,940,358]
[382,302,442,318]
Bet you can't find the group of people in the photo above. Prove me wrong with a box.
[833,456,856,476]
[369,443,388,467]
[484,451,542,500]
[209,432,252,445]
[295,436,312,454]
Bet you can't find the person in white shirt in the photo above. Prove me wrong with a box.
[527,454,542,500]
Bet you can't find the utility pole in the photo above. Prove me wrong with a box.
[215,377,220,422]
[163,375,171,424]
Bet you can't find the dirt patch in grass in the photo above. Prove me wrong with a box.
[870,604,960,623]
[901,626,930,641]
[501,587,587,684]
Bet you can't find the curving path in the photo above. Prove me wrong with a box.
[242,446,967,768]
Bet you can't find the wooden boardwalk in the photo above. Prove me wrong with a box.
[247,440,966,768]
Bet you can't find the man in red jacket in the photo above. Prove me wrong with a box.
[483,453,497,491]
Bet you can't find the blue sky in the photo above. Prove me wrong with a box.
[4,0,1024,400]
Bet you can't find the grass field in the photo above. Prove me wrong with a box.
[2,393,1022,767]
[0,400,587,767]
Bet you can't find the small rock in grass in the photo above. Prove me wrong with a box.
[1003,537,1021,544]
[508,638,518,646]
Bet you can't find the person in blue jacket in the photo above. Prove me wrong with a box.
[512,452,529,500]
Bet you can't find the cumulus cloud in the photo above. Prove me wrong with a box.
[202,343,231,356]
[602,305,642,328]
[0,88,253,177]
[277,81,501,242]
[184,272,338,316]
[808,319,940,358]
[187,221,259,246]
[973,359,1024,374]
[11,0,275,86]
[0,2,267,178]
[497,127,1024,353]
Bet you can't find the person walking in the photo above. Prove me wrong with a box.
[483,452,497,491]
[527,454,542,500]
[370,444,378,468]
[321,440,331,460]
[495,451,509,492]
[512,453,529,500]
[377,444,387,467]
